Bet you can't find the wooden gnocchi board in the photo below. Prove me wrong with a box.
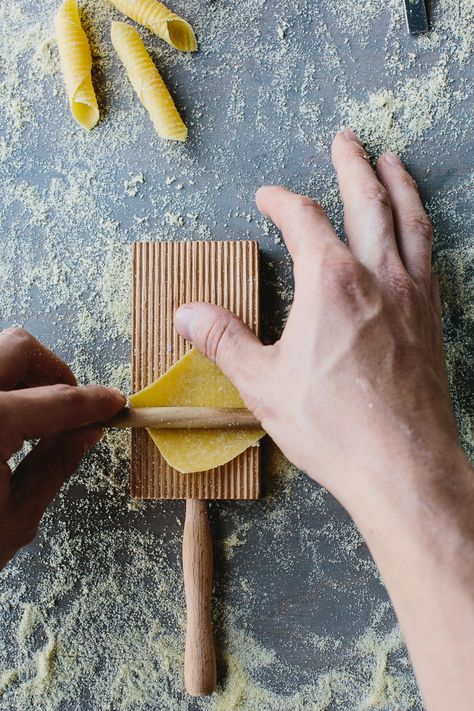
[131,240,260,500]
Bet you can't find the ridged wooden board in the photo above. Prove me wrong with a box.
[131,240,260,499]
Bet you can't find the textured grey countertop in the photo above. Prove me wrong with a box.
[0,0,472,708]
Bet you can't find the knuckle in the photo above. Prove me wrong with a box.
[50,383,85,408]
[202,317,240,364]
[1,326,32,346]
[344,140,368,161]
[402,213,432,243]
[321,254,366,297]
[359,181,391,209]
[51,382,76,398]
[293,195,321,212]
[398,171,418,190]
[286,196,326,224]
[387,272,417,309]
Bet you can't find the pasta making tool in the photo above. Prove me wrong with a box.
[131,240,260,696]
[106,406,260,429]
[403,0,429,34]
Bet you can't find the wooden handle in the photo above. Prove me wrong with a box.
[106,406,260,430]
[183,499,216,696]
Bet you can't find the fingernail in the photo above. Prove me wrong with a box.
[175,306,196,341]
[341,129,360,143]
[384,152,402,167]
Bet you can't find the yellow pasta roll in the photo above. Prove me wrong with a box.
[54,0,99,130]
[109,0,197,52]
[111,21,187,141]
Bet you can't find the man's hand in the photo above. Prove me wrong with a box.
[175,130,458,507]
[0,327,125,570]
[175,130,474,711]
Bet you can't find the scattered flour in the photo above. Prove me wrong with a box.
[342,60,452,154]
[0,0,472,708]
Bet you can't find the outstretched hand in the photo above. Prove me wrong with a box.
[175,129,457,512]
[0,328,125,570]
[175,129,474,711]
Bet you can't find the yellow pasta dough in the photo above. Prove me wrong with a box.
[129,349,264,474]
[111,21,187,141]
[54,0,99,130]
[109,0,197,52]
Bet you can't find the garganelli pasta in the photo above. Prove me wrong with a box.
[54,0,99,130]
[111,21,187,141]
[109,0,197,52]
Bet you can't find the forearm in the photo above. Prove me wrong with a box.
[174,146,472,707]
[350,447,474,711]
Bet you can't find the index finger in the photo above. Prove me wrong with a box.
[0,328,76,390]
[256,186,345,263]
[255,186,349,298]
[0,384,125,460]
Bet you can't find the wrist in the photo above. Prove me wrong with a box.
[354,446,474,711]
[348,444,474,569]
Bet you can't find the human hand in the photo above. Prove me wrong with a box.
[176,130,474,711]
[174,130,459,513]
[0,327,125,570]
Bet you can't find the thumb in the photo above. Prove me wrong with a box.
[174,303,268,400]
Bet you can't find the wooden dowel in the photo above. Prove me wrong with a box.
[183,499,216,696]
[105,406,261,430]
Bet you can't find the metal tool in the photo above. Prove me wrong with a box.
[403,0,429,34]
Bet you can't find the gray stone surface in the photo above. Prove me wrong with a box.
[0,0,472,708]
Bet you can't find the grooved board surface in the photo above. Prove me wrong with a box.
[131,240,260,499]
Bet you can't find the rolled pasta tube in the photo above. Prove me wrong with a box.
[111,21,187,141]
[54,0,99,130]
[109,0,197,52]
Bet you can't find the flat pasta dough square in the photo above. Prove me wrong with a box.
[129,349,264,473]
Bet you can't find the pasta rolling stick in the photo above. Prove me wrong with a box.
[129,349,264,473]
[111,21,187,141]
[54,0,99,130]
[109,0,197,51]
[106,405,261,430]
